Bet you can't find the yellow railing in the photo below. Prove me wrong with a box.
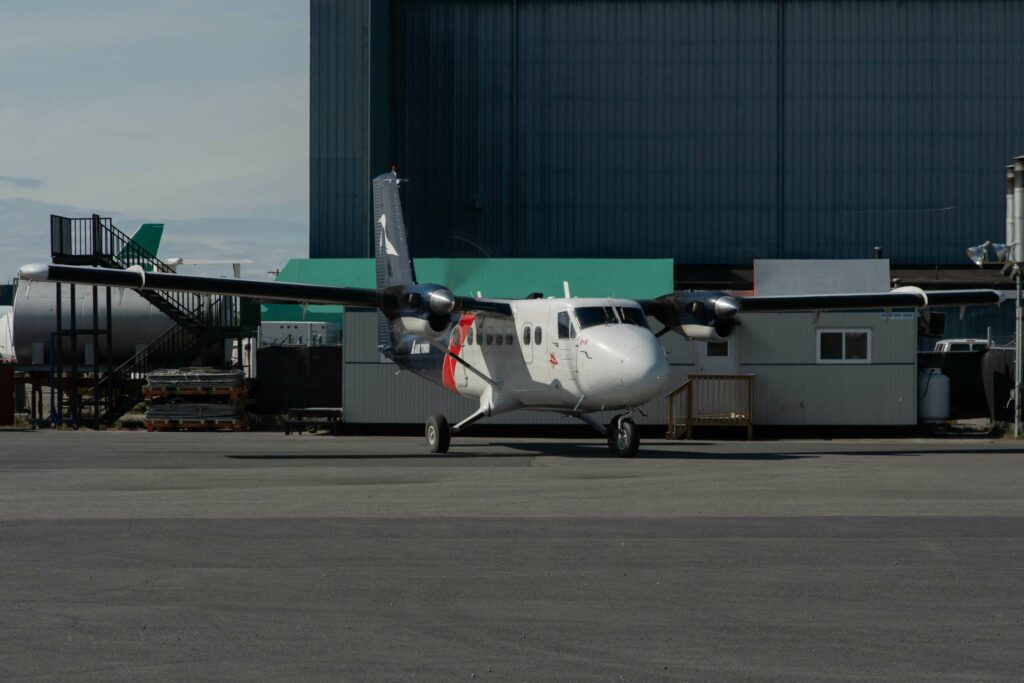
[666,373,755,440]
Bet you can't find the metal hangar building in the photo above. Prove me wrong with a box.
[310,0,1024,279]
[299,0,1024,426]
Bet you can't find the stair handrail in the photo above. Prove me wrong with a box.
[91,294,241,421]
[52,214,210,329]
[665,378,694,439]
[666,374,755,440]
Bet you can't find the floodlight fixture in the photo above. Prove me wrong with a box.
[993,243,1011,262]
[966,241,991,267]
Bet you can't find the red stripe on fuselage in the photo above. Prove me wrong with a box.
[442,313,476,394]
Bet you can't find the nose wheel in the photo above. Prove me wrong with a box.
[607,415,639,457]
[425,414,451,453]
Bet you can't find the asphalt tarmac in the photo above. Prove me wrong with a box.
[0,430,1021,681]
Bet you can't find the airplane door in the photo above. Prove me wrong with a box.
[549,309,578,382]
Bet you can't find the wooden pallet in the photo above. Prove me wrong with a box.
[144,418,247,432]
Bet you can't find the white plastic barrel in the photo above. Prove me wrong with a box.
[918,368,950,423]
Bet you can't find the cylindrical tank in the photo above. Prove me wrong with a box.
[1014,158,1024,263]
[12,281,175,364]
[918,368,950,423]
[1007,165,1016,251]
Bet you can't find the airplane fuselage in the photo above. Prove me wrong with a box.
[390,297,669,415]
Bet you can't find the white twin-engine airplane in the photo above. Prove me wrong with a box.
[20,171,1003,455]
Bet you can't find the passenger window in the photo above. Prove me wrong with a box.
[523,326,531,345]
[535,327,542,344]
[496,333,503,346]
[558,312,571,339]
[506,333,514,345]
[485,332,493,345]
[467,327,474,345]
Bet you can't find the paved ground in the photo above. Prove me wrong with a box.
[0,431,1022,681]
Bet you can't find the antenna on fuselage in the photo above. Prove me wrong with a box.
[563,281,571,298]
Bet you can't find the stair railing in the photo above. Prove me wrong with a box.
[91,294,240,422]
[666,374,755,440]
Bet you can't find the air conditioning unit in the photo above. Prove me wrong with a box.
[259,322,340,348]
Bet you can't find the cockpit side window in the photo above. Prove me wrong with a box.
[557,311,572,339]
[616,306,649,328]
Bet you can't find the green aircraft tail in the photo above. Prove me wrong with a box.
[121,223,163,259]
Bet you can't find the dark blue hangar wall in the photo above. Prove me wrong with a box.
[310,0,1024,266]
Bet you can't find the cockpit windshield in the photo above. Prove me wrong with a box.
[574,306,619,329]
[616,306,649,328]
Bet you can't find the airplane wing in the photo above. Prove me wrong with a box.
[639,287,1004,341]
[731,288,1003,312]
[17,263,513,316]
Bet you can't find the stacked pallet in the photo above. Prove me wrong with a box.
[144,368,247,431]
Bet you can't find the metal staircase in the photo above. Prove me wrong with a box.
[49,215,257,424]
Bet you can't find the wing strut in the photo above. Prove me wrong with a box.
[429,341,497,386]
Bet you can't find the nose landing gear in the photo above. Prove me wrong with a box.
[607,415,639,457]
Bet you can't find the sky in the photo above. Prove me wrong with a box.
[0,0,309,296]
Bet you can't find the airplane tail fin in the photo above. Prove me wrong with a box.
[372,170,417,357]
[127,223,163,257]
[373,170,417,288]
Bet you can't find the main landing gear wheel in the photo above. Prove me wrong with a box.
[425,414,451,454]
[607,416,639,458]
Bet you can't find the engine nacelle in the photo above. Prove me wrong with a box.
[654,291,740,341]
[393,314,450,339]
[679,321,735,342]
[386,283,457,339]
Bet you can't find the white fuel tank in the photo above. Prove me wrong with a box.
[918,368,950,423]
[13,281,175,364]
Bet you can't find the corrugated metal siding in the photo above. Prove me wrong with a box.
[342,304,922,426]
[738,310,917,424]
[392,1,515,259]
[783,1,1024,263]
[514,1,779,260]
[389,0,779,261]
[310,0,369,259]
[314,0,1024,266]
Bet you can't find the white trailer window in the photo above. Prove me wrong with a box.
[816,329,871,364]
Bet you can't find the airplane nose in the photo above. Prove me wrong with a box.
[619,342,669,402]
[576,326,669,407]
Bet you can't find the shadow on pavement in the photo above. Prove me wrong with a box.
[460,442,818,460]
[770,447,1024,457]
[225,440,815,461]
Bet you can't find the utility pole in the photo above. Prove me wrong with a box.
[1013,158,1024,437]
[1016,269,1022,437]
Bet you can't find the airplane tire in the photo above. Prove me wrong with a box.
[426,414,451,454]
[608,416,639,458]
